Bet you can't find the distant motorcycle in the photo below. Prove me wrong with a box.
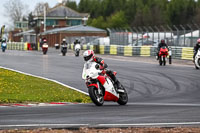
[42,43,48,55]
[75,43,81,57]
[194,49,200,69]
[159,46,168,66]
[82,61,128,106]
[55,44,60,49]
[61,44,67,56]
[1,42,7,52]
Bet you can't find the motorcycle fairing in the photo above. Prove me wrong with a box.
[159,47,168,57]
[102,76,119,101]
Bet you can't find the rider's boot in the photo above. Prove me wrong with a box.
[114,79,124,93]
[107,70,125,93]
[156,53,159,60]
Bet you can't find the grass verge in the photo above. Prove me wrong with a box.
[0,68,91,103]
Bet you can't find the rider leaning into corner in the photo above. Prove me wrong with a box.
[193,39,200,62]
[83,50,124,93]
[157,39,168,60]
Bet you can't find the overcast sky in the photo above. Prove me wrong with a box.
[0,0,80,29]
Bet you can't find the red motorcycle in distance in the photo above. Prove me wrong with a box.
[159,46,168,66]
[42,43,48,55]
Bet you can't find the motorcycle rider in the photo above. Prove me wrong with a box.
[1,38,6,43]
[157,39,168,60]
[74,38,80,50]
[1,38,6,48]
[61,38,68,46]
[193,39,200,62]
[40,37,47,47]
[61,38,68,51]
[83,50,124,93]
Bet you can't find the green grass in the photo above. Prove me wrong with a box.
[0,68,91,103]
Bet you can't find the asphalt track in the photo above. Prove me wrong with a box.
[0,49,200,129]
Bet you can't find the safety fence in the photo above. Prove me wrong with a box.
[108,23,200,47]
[70,44,193,60]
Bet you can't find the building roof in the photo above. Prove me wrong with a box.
[180,30,200,38]
[14,29,35,36]
[41,25,106,35]
[39,4,88,18]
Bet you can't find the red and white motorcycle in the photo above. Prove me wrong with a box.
[82,62,128,106]
[42,43,48,55]
[159,46,168,66]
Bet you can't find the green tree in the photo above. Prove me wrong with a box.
[65,0,77,11]
[78,0,199,28]
[124,0,137,25]
[88,16,107,29]
[107,11,129,28]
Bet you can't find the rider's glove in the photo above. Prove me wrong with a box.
[99,65,104,70]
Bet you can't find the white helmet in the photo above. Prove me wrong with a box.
[62,38,66,42]
[83,50,94,62]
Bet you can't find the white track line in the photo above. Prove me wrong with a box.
[0,66,89,96]
[1,122,200,128]
[127,102,200,107]
[0,124,89,128]
[99,122,200,126]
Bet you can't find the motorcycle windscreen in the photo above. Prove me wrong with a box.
[82,62,98,79]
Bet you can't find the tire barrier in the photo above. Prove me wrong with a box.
[181,47,193,60]
[69,44,194,60]
[6,42,26,51]
[6,43,194,60]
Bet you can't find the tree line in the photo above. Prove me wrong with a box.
[3,0,200,30]
[66,0,200,29]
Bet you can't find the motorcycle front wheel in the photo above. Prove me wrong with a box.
[159,57,162,66]
[62,52,66,56]
[163,57,166,66]
[117,85,128,105]
[88,86,104,106]
[43,51,47,55]
[195,59,200,69]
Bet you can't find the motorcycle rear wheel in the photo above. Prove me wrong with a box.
[88,86,104,106]
[117,85,128,105]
